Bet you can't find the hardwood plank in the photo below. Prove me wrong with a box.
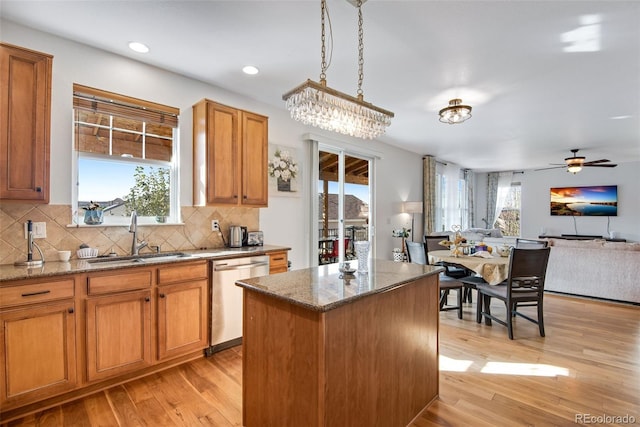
[4,294,638,426]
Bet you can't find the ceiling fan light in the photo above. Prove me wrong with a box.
[439,98,472,124]
[567,163,583,174]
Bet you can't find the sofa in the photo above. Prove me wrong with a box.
[543,238,640,304]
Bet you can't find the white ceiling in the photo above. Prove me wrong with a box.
[2,0,639,172]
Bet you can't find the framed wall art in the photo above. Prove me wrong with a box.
[268,144,301,197]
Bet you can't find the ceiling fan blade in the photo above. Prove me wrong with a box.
[534,165,566,171]
[585,163,617,168]
[583,159,611,165]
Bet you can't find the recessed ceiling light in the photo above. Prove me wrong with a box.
[128,42,149,53]
[242,65,259,75]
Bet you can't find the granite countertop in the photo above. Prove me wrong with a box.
[236,259,443,312]
[0,245,290,282]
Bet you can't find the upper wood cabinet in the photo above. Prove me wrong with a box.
[0,43,52,203]
[193,99,268,207]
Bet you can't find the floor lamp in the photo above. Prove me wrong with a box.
[403,201,423,242]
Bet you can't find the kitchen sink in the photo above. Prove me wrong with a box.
[87,252,193,266]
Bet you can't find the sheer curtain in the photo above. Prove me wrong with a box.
[437,161,464,233]
[486,171,514,228]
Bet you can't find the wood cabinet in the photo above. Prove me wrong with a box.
[0,43,52,203]
[1,259,212,421]
[85,270,153,382]
[85,289,152,382]
[269,251,289,274]
[157,263,209,360]
[0,279,76,409]
[193,99,268,207]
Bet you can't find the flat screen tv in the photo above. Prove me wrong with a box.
[550,185,618,216]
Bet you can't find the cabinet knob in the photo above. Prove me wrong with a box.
[145,297,150,302]
[159,293,166,298]
[68,307,74,314]
[36,187,42,192]
[243,195,247,199]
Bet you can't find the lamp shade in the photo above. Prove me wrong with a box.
[403,201,423,214]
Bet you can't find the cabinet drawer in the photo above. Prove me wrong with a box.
[0,279,74,309]
[157,262,208,285]
[87,270,152,295]
[269,252,288,274]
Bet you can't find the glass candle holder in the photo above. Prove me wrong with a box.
[353,241,370,273]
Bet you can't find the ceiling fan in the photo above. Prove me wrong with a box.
[536,149,617,174]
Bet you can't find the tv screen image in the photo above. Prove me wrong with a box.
[550,185,618,216]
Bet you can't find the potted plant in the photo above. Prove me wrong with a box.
[125,166,170,222]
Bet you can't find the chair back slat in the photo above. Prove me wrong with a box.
[424,235,450,254]
[515,238,548,249]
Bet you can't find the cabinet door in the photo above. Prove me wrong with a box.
[206,102,240,205]
[157,279,208,360]
[0,43,52,202]
[241,111,268,207]
[86,290,152,382]
[0,301,76,407]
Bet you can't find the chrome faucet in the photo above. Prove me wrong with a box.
[14,220,45,267]
[129,211,148,255]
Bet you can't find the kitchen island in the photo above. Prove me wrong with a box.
[236,260,443,427]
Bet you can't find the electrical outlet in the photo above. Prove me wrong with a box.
[24,222,47,239]
[211,220,220,231]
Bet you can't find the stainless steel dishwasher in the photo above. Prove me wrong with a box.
[207,255,270,354]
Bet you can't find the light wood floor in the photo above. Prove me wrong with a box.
[4,293,639,426]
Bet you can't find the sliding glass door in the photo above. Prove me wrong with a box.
[316,148,371,266]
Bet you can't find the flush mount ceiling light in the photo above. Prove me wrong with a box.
[242,65,259,75]
[128,41,149,53]
[439,98,472,124]
[282,0,394,140]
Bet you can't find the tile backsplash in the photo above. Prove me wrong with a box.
[0,204,258,265]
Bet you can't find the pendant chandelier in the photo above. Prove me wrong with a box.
[439,98,472,124]
[282,0,394,140]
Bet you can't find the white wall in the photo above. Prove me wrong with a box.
[474,162,640,242]
[2,20,423,269]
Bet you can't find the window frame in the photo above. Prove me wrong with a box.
[70,84,180,227]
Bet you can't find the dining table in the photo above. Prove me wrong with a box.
[428,250,510,285]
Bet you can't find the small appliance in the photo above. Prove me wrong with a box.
[228,226,247,248]
[247,231,264,246]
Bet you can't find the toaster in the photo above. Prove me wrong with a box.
[247,231,264,246]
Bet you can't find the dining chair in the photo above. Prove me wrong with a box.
[406,241,463,319]
[423,235,474,304]
[472,247,551,339]
[515,238,549,249]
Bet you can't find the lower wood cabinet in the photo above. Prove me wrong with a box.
[85,289,152,382]
[0,300,77,407]
[157,279,208,360]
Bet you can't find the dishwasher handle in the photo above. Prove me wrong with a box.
[214,261,269,271]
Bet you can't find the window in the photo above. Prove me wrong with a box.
[435,163,469,233]
[72,85,179,225]
[496,183,521,236]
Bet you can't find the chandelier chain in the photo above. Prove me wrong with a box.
[357,0,364,98]
[320,0,327,81]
